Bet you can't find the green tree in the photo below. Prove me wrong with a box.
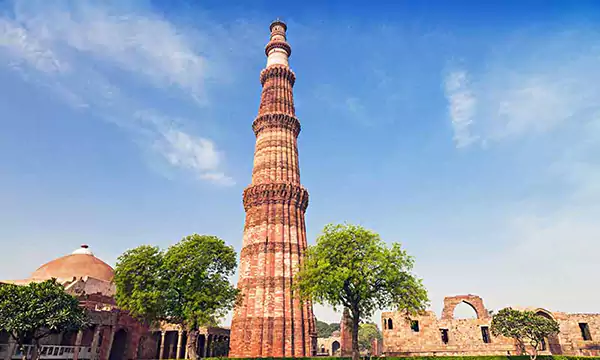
[491,307,560,360]
[114,234,239,360]
[0,279,87,360]
[316,320,340,338]
[295,223,428,360]
[358,323,382,353]
[316,320,330,338]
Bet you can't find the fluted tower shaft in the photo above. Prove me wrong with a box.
[229,20,317,358]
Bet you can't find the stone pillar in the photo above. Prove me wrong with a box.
[4,337,16,360]
[90,327,102,360]
[204,335,211,358]
[73,330,84,360]
[176,331,183,360]
[103,327,116,360]
[183,332,189,360]
[158,331,166,360]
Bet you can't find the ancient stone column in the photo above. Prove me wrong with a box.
[176,331,183,359]
[103,327,115,360]
[90,327,101,360]
[229,19,317,358]
[184,333,189,360]
[159,331,166,360]
[4,337,16,360]
[73,330,84,360]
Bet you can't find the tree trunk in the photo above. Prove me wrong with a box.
[517,339,526,356]
[351,309,360,360]
[530,343,538,360]
[186,329,198,360]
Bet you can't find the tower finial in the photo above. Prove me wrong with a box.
[266,19,291,67]
[270,18,287,32]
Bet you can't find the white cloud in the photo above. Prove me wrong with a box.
[8,0,213,103]
[443,70,478,148]
[0,18,66,73]
[445,30,600,148]
[0,0,237,185]
[156,129,235,186]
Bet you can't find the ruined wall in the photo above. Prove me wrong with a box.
[317,336,341,356]
[549,312,600,356]
[382,295,600,357]
[382,309,514,356]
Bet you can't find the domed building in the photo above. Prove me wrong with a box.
[0,245,230,360]
[29,245,115,283]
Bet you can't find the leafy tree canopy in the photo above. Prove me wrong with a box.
[316,319,340,338]
[296,223,428,360]
[0,279,87,360]
[491,307,560,360]
[114,234,239,360]
[358,322,382,352]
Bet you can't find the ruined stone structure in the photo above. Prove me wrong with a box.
[0,245,229,360]
[382,294,600,357]
[229,19,317,357]
[339,309,353,357]
[316,331,341,357]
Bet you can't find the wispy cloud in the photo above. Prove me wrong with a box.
[140,112,235,186]
[0,0,242,185]
[435,28,600,313]
[444,29,600,148]
[443,70,478,148]
[0,18,66,73]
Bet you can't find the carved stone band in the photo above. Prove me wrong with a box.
[264,40,292,57]
[237,276,292,289]
[241,242,303,258]
[260,65,296,86]
[253,113,301,137]
[243,183,309,212]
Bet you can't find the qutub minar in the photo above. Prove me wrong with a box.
[229,20,318,357]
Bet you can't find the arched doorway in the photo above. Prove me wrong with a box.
[332,341,340,355]
[109,329,128,360]
[535,311,562,355]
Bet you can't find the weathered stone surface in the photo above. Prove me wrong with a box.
[229,19,317,358]
[382,294,600,357]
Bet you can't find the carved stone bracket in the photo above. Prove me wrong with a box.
[243,183,309,211]
[253,113,301,136]
[260,65,296,86]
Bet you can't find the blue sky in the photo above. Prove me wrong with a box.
[1,0,600,325]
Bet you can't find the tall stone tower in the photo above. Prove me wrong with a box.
[229,20,317,357]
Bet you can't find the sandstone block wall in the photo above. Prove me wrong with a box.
[382,294,600,357]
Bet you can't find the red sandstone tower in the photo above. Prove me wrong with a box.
[229,20,317,357]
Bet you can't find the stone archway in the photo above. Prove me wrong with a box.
[441,295,489,320]
[332,341,341,355]
[109,329,128,360]
[535,310,562,355]
[453,301,479,319]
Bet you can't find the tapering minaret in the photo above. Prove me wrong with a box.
[229,20,317,357]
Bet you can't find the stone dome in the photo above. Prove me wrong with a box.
[30,245,114,282]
